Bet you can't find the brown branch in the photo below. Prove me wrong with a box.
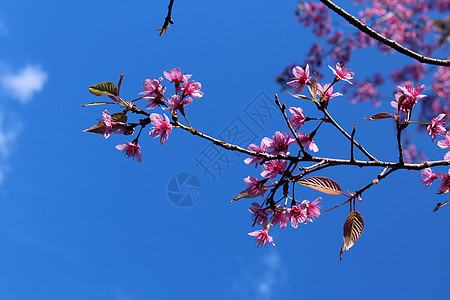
[350,123,356,163]
[395,116,405,165]
[318,0,450,66]
[353,167,395,199]
[322,108,377,161]
[433,199,450,212]
[157,0,175,36]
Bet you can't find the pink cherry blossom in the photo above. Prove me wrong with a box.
[149,113,173,144]
[164,94,193,111]
[244,140,268,166]
[287,65,310,93]
[437,133,450,149]
[248,226,275,247]
[329,62,354,84]
[287,205,307,229]
[421,168,437,187]
[297,132,319,152]
[181,76,203,98]
[288,107,307,131]
[243,176,267,197]
[436,170,450,194]
[272,206,289,229]
[100,109,121,139]
[164,68,191,86]
[261,160,288,179]
[427,114,446,142]
[316,83,342,102]
[248,202,273,227]
[116,141,143,162]
[144,95,166,110]
[445,151,450,160]
[301,197,322,221]
[397,82,426,104]
[265,131,296,155]
[140,77,165,97]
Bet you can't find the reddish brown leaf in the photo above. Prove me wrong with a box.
[297,176,342,195]
[340,210,364,260]
[364,113,395,120]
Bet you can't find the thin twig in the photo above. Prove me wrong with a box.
[433,199,450,212]
[350,123,356,163]
[395,116,405,165]
[353,167,395,199]
[322,108,377,161]
[275,94,309,157]
[318,0,450,66]
[157,0,175,36]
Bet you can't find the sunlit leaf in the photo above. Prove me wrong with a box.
[289,92,310,100]
[297,176,342,195]
[88,82,118,96]
[81,101,117,107]
[231,185,268,203]
[364,113,395,120]
[340,210,364,260]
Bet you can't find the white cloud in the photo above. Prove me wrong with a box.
[225,250,288,300]
[0,17,9,36]
[1,64,48,104]
[0,112,23,184]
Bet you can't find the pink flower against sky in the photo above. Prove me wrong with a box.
[100,109,117,139]
[261,160,288,179]
[316,83,342,102]
[287,64,310,93]
[181,76,203,98]
[301,197,322,221]
[397,82,426,103]
[272,206,289,229]
[297,132,319,152]
[244,176,267,197]
[427,113,446,142]
[248,226,275,247]
[264,131,296,155]
[116,141,143,162]
[288,107,307,131]
[164,68,191,86]
[145,95,166,110]
[287,205,307,229]
[244,140,268,166]
[140,77,165,97]
[437,133,450,149]
[248,202,273,227]
[329,62,354,84]
[149,113,173,144]
[436,170,450,193]
[164,94,193,111]
[421,168,437,187]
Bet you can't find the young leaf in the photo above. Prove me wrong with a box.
[364,113,395,120]
[88,82,118,97]
[231,185,268,202]
[297,176,342,195]
[81,101,117,107]
[340,210,364,260]
[83,112,127,134]
[289,92,310,100]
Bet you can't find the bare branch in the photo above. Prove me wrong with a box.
[433,199,450,212]
[157,0,175,36]
[318,0,450,66]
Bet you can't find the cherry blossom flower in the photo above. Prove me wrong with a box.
[140,77,165,97]
[261,160,287,179]
[287,205,307,228]
[329,62,354,84]
[316,83,342,102]
[437,133,450,149]
[100,109,120,139]
[287,65,310,93]
[272,206,289,229]
[248,202,273,227]
[164,94,193,111]
[445,152,450,160]
[265,131,296,155]
[301,197,322,221]
[164,67,191,86]
[116,141,143,162]
[244,140,268,166]
[243,176,267,197]
[181,76,203,98]
[397,82,426,104]
[391,92,414,111]
[427,114,446,142]
[436,170,450,193]
[149,113,173,144]
[421,168,437,187]
[248,226,275,247]
[289,107,307,131]
[297,132,319,152]
[144,95,166,110]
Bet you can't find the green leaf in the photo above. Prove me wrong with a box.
[340,210,364,260]
[81,101,117,107]
[88,82,118,97]
[83,112,127,134]
[297,176,342,195]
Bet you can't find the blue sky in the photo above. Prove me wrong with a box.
[0,1,448,299]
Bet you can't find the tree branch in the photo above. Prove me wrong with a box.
[157,0,175,36]
[318,0,450,66]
